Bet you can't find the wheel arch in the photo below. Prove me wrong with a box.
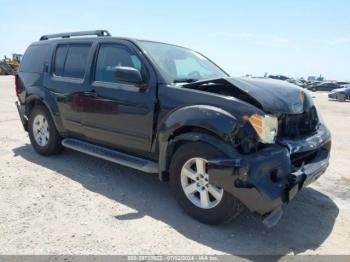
[157,105,241,181]
[25,91,65,134]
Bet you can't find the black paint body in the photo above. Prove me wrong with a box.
[16,35,331,216]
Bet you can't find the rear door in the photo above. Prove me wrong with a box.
[44,42,93,136]
[82,40,157,156]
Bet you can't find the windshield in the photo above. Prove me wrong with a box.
[139,41,228,83]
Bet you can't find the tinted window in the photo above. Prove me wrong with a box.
[54,45,69,76]
[20,45,49,73]
[53,44,90,79]
[95,44,142,83]
[63,44,90,78]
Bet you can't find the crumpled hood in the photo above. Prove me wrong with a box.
[224,77,311,114]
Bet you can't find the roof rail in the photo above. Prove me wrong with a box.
[39,30,111,41]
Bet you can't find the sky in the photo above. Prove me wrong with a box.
[1,0,349,80]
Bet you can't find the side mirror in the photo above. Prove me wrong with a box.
[112,66,143,85]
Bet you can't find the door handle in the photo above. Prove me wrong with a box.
[83,91,98,98]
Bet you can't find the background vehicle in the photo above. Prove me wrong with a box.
[336,81,350,86]
[286,78,308,88]
[15,30,331,227]
[308,82,342,92]
[268,74,289,81]
[0,61,15,75]
[0,54,23,75]
[328,87,350,101]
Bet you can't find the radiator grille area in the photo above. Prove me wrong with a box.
[277,106,319,138]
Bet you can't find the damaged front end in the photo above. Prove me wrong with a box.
[208,123,331,227]
[185,77,332,227]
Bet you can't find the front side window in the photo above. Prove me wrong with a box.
[138,41,227,83]
[54,44,91,79]
[95,44,143,83]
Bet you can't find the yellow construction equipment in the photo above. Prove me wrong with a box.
[0,54,23,75]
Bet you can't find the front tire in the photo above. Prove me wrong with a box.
[337,93,346,102]
[170,142,242,224]
[28,105,63,155]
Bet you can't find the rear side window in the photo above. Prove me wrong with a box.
[53,44,91,79]
[54,45,69,76]
[20,45,49,73]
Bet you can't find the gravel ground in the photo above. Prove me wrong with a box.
[0,75,350,256]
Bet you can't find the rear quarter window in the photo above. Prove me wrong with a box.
[20,44,49,73]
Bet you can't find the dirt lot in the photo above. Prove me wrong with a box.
[0,75,350,256]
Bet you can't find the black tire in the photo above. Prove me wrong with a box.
[337,94,346,102]
[28,104,63,155]
[170,142,243,224]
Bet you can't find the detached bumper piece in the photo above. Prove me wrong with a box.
[207,124,331,227]
[15,101,28,131]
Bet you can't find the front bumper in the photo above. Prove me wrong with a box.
[207,124,331,216]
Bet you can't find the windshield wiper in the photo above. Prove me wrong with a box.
[173,78,199,83]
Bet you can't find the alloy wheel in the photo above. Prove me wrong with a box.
[180,157,224,209]
[32,114,50,147]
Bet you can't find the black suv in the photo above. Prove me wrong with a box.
[16,30,331,226]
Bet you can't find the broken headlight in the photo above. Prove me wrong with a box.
[246,113,278,144]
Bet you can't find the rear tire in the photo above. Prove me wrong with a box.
[170,142,243,224]
[28,105,63,155]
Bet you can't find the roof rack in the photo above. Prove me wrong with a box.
[39,30,111,41]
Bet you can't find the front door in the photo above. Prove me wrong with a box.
[82,40,157,156]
